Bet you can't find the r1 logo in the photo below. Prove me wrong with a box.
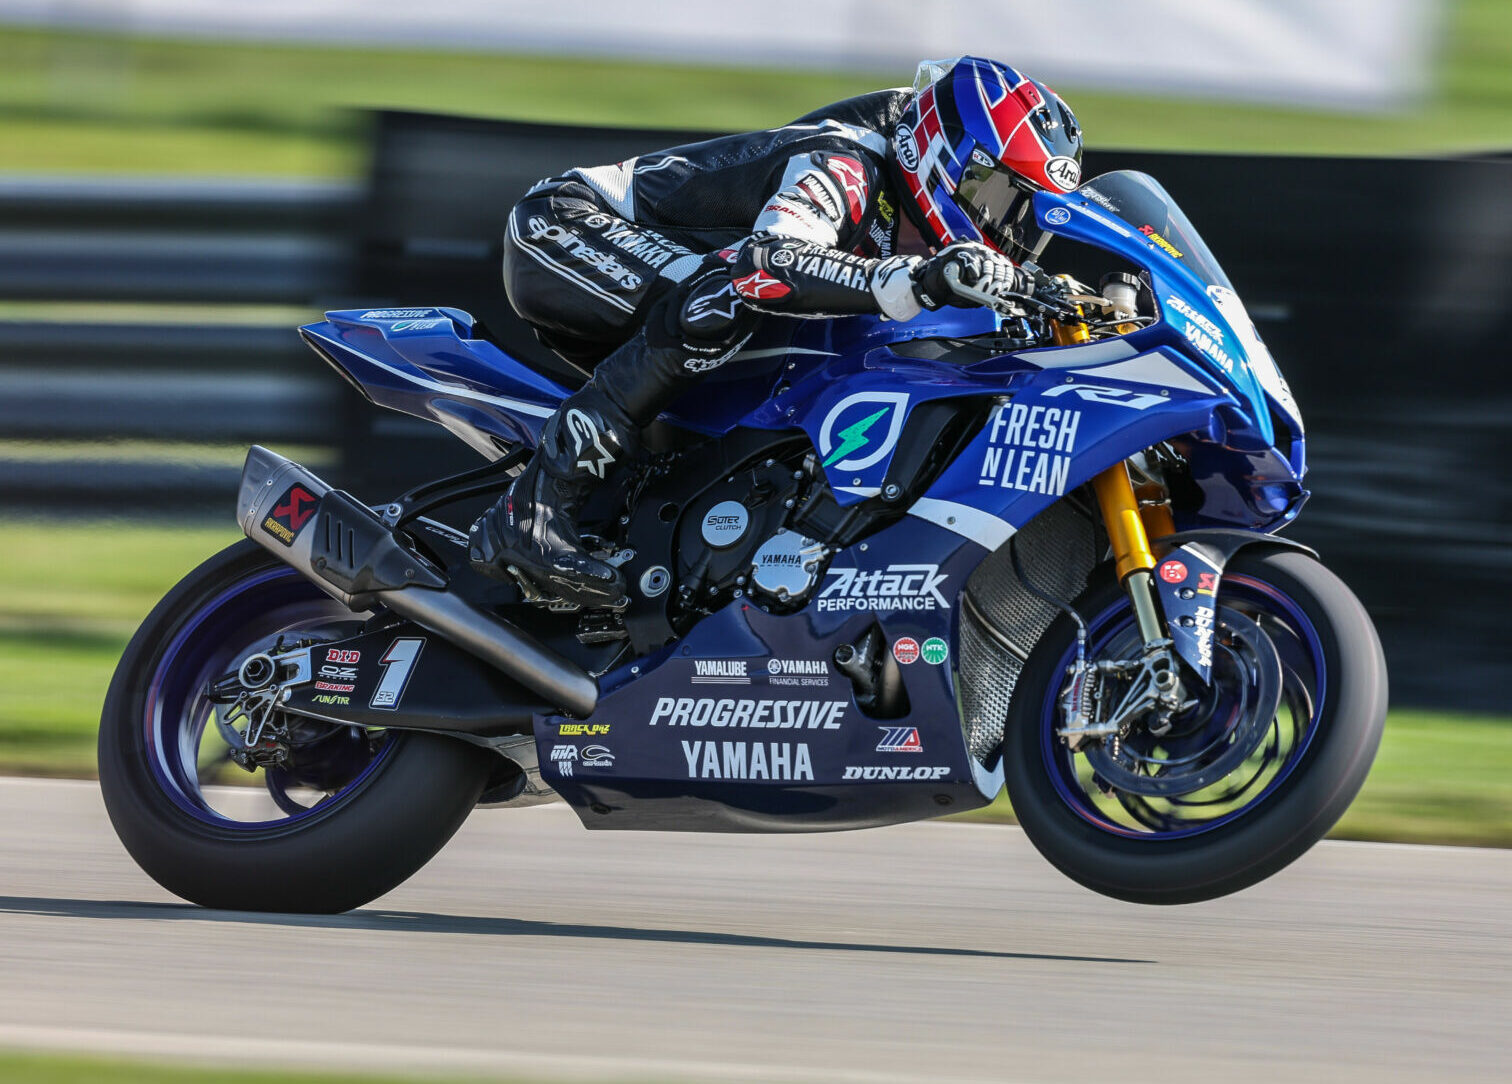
[371,637,424,710]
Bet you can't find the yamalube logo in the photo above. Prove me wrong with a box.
[817,392,909,472]
[692,659,750,685]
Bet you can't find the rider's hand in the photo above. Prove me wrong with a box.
[912,241,1031,311]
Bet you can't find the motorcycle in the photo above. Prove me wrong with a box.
[99,170,1387,912]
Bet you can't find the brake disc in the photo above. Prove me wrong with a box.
[1085,607,1283,798]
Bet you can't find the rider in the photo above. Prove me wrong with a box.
[470,56,1084,608]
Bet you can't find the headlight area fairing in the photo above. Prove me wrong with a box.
[1168,426,1307,532]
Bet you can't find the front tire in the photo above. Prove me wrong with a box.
[99,540,494,913]
[1003,547,1387,904]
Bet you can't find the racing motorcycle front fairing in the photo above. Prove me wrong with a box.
[718,170,1306,544]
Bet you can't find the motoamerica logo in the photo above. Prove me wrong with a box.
[816,565,950,612]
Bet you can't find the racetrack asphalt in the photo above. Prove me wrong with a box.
[0,777,1508,1083]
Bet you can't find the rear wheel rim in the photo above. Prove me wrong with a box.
[143,565,395,831]
[1038,573,1328,840]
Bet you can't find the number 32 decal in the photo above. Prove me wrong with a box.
[370,637,424,710]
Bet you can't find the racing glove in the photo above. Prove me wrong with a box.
[911,241,1032,311]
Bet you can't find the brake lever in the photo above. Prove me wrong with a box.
[942,262,1080,320]
[941,262,1031,316]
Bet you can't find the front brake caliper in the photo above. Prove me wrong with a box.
[1057,655,1104,751]
[1057,644,1195,750]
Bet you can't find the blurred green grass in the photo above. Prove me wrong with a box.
[0,520,237,775]
[2,519,1509,846]
[2,0,1512,176]
[0,1050,527,1084]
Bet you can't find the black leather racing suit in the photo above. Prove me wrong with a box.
[473,90,937,607]
[501,88,929,367]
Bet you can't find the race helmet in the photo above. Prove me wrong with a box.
[891,56,1083,260]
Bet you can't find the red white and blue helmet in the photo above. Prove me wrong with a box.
[892,57,1083,260]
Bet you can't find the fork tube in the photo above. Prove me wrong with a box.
[1050,301,1091,346]
[1092,462,1167,645]
[1050,279,1092,345]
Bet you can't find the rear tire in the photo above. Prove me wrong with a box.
[99,540,494,913]
[1003,547,1387,904]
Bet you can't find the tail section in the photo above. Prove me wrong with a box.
[299,307,568,458]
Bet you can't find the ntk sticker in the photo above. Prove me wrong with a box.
[920,637,948,665]
[262,483,318,547]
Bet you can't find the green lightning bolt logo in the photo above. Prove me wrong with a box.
[822,407,889,468]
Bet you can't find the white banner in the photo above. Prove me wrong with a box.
[7,0,1442,109]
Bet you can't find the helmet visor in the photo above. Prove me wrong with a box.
[954,153,1049,261]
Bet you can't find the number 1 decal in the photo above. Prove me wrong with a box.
[370,637,424,710]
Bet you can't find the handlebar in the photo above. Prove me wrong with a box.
[941,262,1078,320]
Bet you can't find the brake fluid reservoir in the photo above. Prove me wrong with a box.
[1100,271,1141,319]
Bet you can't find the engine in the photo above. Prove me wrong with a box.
[672,457,828,613]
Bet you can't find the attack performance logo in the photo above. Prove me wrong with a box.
[817,392,909,472]
[818,564,950,613]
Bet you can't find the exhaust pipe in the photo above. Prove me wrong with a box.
[236,446,599,718]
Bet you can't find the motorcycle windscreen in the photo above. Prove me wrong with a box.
[1073,170,1234,292]
[1067,170,1301,435]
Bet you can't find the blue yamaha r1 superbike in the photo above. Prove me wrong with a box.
[100,171,1387,912]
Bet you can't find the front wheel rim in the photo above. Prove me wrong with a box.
[1039,574,1328,840]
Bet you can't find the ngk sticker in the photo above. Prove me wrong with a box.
[892,638,920,665]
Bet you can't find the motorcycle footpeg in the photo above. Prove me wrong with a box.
[576,610,627,645]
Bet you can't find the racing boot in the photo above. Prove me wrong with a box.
[468,384,637,608]
[470,261,755,608]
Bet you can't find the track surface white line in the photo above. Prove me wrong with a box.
[1,778,1509,1083]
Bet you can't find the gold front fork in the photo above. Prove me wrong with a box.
[1054,292,1169,646]
[1091,461,1167,645]
[1049,298,1090,347]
